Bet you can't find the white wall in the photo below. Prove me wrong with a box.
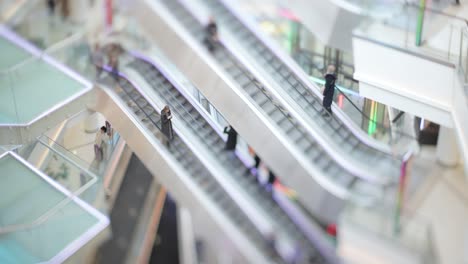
[353,36,455,127]
[451,72,468,179]
[353,36,468,179]
[288,0,361,52]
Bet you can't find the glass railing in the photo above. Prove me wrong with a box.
[0,150,100,228]
[15,139,103,213]
[357,3,468,72]
[0,71,20,125]
[0,151,107,263]
[0,29,90,128]
[0,200,102,264]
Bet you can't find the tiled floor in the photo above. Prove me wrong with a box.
[407,147,468,264]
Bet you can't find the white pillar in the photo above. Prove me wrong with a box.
[436,126,460,167]
[69,0,91,24]
[84,112,104,134]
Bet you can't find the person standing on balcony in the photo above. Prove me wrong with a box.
[223,125,237,151]
[322,65,337,117]
[161,105,174,146]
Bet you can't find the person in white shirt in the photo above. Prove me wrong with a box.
[94,126,107,161]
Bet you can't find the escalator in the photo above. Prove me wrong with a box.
[132,0,392,223]
[126,53,335,263]
[91,72,286,263]
[190,0,402,177]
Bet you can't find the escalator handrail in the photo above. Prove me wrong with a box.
[215,0,394,154]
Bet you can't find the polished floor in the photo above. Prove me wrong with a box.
[407,146,468,264]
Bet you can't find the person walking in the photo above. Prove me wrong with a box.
[322,65,337,117]
[247,145,261,174]
[109,54,119,82]
[94,126,107,161]
[204,17,218,52]
[161,105,174,146]
[265,169,277,192]
[267,170,276,186]
[223,125,237,151]
[59,0,70,19]
[91,43,104,79]
[47,0,56,15]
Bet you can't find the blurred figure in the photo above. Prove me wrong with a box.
[161,105,174,146]
[204,17,218,52]
[109,54,119,81]
[248,146,261,175]
[322,65,336,117]
[94,126,107,161]
[47,0,56,15]
[107,43,123,82]
[59,0,70,19]
[91,43,104,79]
[267,169,276,186]
[266,170,276,190]
[223,125,237,151]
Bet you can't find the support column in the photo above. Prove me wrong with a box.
[84,112,105,134]
[436,126,460,167]
[69,0,91,24]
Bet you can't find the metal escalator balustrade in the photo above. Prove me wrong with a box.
[99,69,283,263]
[159,0,385,199]
[127,54,332,263]
[194,0,401,175]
